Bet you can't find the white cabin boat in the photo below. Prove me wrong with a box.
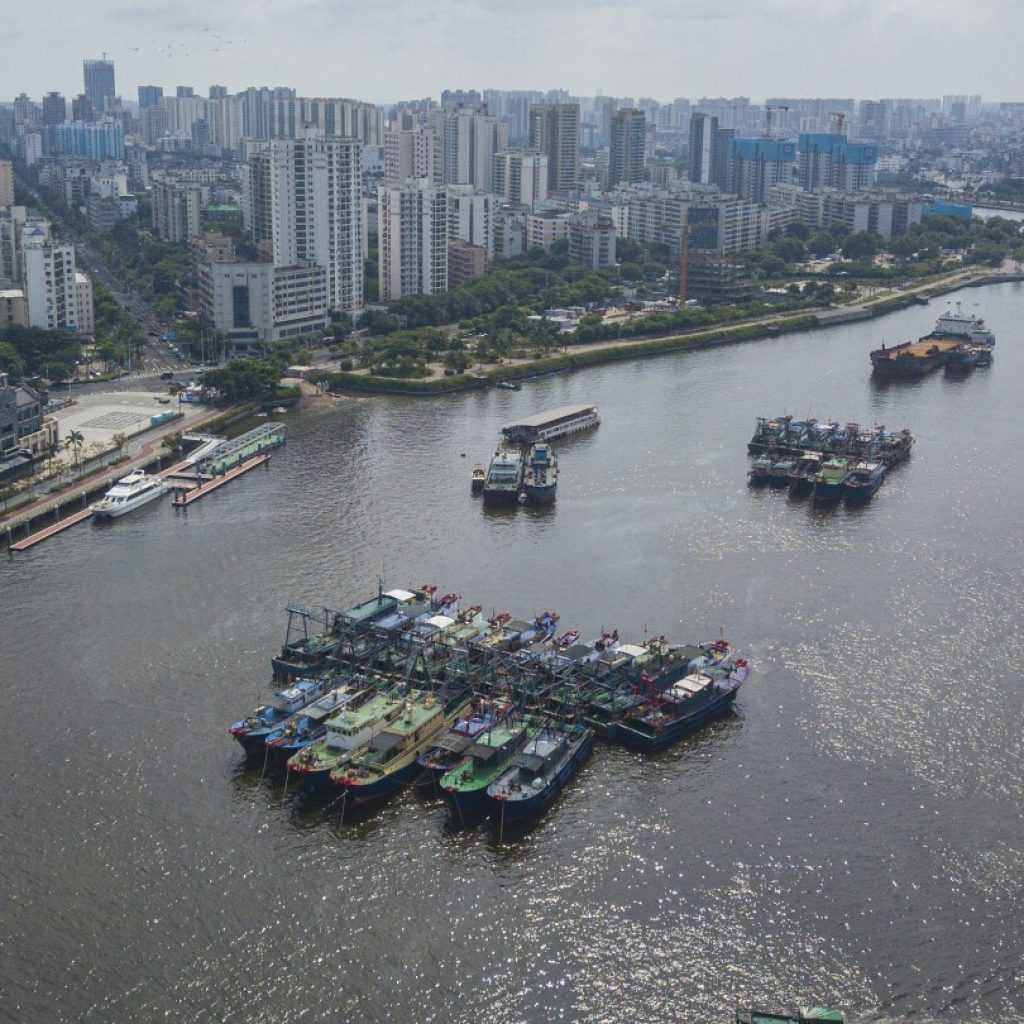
[90,470,168,518]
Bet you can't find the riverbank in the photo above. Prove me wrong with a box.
[0,401,248,543]
[322,268,1021,397]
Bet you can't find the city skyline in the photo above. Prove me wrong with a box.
[3,0,1023,103]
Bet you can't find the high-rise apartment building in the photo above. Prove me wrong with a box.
[688,113,717,185]
[377,179,448,300]
[384,125,437,186]
[568,212,616,269]
[433,107,507,190]
[858,100,889,141]
[41,93,67,127]
[0,160,14,207]
[71,94,94,123]
[730,138,796,204]
[492,149,548,205]
[22,226,79,331]
[82,59,115,118]
[152,183,203,242]
[247,130,363,314]
[608,108,646,187]
[798,134,877,192]
[138,86,164,110]
[528,103,580,196]
[446,186,495,262]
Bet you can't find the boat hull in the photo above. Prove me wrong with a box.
[788,475,813,498]
[615,689,738,753]
[230,728,275,757]
[482,488,520,507]
[337,760,421,807]
[811,481,844,507]
[520,483,556,505]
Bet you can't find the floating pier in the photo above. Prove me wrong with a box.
[196,423,284,475]
[169,423,283,507]
[171,453,270,506]
[9,506,93,551]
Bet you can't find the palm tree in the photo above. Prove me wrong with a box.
[64,430,84,477]
[44,441,60,479]
[112,432,128,461]
[167,382,185,410]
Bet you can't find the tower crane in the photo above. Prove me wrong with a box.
[764,103,791,138]
[829,110,847,136]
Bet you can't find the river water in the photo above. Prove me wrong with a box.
[2,283,1023,1023]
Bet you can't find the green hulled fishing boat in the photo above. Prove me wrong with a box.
[440,719,534,820]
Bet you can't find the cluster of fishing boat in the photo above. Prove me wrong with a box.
[229,583,749,830]
[747,415,914,507]
[869,304,997,378]
[472,441,558,507]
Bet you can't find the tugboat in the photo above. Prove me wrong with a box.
[787,451,823,498]
[842,460,886,505]
[470,465,486,492]
[811,457,850,508]
[487,723,594,826]
[481,447,524,507]
[945,344,981,372]
[736,1009,844,1024]
[519,442,558,505]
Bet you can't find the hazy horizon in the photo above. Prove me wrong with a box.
[4,0,1023,104]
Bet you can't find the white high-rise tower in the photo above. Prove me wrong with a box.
[247,128,363,314]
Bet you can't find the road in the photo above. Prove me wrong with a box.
[17,177,191,375]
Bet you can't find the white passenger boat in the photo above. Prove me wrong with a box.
[91,470,168,518]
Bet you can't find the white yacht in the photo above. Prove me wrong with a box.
[91,470,168,518]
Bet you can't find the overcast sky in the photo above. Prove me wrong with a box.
[5,0,1023,103]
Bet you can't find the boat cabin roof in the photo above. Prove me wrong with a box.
[340,594,398,623]
[368,730,407,753]
[618,643,648,659]
[385,588,417,602]
[502,404,596,431]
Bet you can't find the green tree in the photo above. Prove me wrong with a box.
[64,430,84,476]
[841,232,881,261]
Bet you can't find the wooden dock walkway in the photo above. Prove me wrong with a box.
[9,507,93,551]
[171,454,270,507]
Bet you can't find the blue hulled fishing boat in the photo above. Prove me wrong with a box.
[487,723,594,825]
[614,659,749,753]
[842,461,886,505]
[228,675,335,756]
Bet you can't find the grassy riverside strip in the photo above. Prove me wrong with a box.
[319,265,1020,397]
[320,315,825,395]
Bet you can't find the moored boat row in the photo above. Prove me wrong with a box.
[748,416,914,467]
[229,582,750,830]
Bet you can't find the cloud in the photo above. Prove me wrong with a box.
[2,0,1022,101]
